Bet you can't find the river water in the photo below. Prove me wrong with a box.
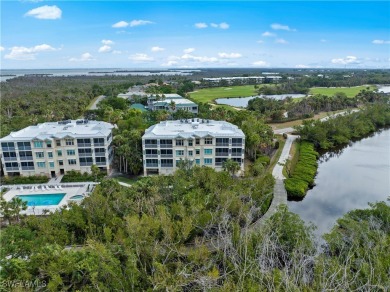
[288,129,390,235]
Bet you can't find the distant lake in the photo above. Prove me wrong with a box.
[288,129,390,236]
[216,94,306,107]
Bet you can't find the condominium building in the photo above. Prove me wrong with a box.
[0,120,114,178]
[142,119,245,175]
[147,94,198,114]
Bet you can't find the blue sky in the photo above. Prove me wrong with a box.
[1,1,389,69]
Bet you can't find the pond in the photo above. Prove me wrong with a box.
[216,94,306,107]
[288,129,390,235]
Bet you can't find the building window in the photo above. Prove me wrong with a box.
[57,150,62,156]
[46,141,52,148]
[94,138,105,145]
[176,150,184,156]
[95,157,106,164]
[2,142,15,150]
[56,140,61,146]
[204,158,213,165]
[188,150,193,156]
[37,162,46,168]
[195,149,200,155]
[49,162,55,168]
[176,139,184,146]
[195,159,200,165]
[188,139,193,146]
[195,138,200,145]
[34,141,43,148]
[204,138,213,145]
[48,152,53,158]
[66,139,74,146]
[58,160,64,166]
[204,149,213,155]
[68,159,77,165]
[67,149,76,155]
[17,142,31,149]
[35,152,44,158]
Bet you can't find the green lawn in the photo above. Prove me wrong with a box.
[309,86,375,98]
[189,85,259,103]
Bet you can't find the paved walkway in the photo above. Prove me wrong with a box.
[89,95,106,110]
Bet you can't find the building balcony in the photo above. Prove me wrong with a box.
[216,152,229,157]
[94,152,106,157]
[145,163,158,167]
[145,154,158,158]
[78,143,92,148]
[79,153,93,157]
[80,162,93,166]
[93,143,105,147]
[5,167,19,171]
[3,157,17,161]
[144,144,158,148]
[95,161,106,166]
[215,162,223,166]
[160,154,173,158]
[18,146,32,151]
[231,153,242,157]
[216,143,229,147]
[159,144,173,149]
[21,166,35,171]
[232,143,243,147]
[161,163,173,167]
[1,147,15,151]
[19,156,34,161]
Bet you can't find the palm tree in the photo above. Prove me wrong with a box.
[223,159,241,177]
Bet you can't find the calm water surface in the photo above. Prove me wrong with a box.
[288,129,390,235]
[216,94,306,107]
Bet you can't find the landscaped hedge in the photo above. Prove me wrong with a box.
[0,175,49,185]
[285,141,319,198]
[61,170,105,183]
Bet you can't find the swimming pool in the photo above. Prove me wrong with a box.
[16,193,66,206]
[69,195,84,200]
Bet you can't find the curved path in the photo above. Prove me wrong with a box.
[250,134,298,230]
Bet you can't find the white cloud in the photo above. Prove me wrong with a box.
[275,38,288,44]
[25,5,62,20]
[295,64,310,68]
[129,20,154,27]
[271,23,296,31]
[181,54,218,63]
[372,39,390,44]
[252,60,269,67]
[5,44,56,60]
[98,45,112,53]
[151,46,165,52]
[129,53,154,62]
[183,48,195,54]
[262,31,276,37]
[210,22,229,29]
[218,52,242,59]
[0,46,4,52]
[194,22,208,29]
[102,40,114,45]
[331,55,360,65]
[69,52,95,62]
[112,21,129,28]
[161,60,178,66]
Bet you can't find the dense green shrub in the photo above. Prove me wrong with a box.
[285,141,318,199]
[1,175,49,185]
[61,170,105,183]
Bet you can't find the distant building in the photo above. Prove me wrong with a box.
[147,94,198,114]
[142,119,245,176]
[202,76,265,85]
[0,120,114,177]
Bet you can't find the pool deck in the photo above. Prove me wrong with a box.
[1,182,98,216]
